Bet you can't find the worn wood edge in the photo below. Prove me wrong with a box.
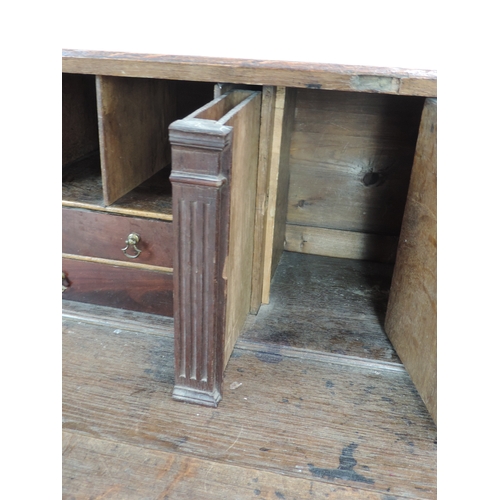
[62,50,437,97]
[172,386,221,407]
[61,199,173,221]
[62,430,414,500]
[62,253,173,273]
[285,225,399,263]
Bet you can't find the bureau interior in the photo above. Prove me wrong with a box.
[254,87,426,353]
[62,73,214,215]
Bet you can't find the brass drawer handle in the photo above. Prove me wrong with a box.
[122,233,142,259]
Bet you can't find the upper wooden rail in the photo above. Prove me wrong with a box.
[62,50,437,97]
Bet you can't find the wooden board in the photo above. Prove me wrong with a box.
[62,258,173,316]
[286,89,425,245]
[243,251,400,364]
[96,75,176,206]
[62,50,438,97]
[62,310,436,499]
[62,208,174,267]
[385,98,437,424]
[221,92,262,366]
[62,73,99,166]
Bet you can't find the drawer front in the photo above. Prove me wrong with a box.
[62,208,173,268]
[62,258,173,317]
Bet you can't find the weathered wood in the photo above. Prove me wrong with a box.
[62,73,99,166]
[63,431,414,500]
[96,75,176,205]
[261,87,296,304]
[285,225,399,264]
[168,90,261,406]
[62,50,437,97]
[62,313,436,499]
[243,251,400,364]
[62,208,174,267]
[250,86,277,313]
[385,98,437,424]
[62,159,173,220]
[286,89,424,237]
[62,258,173,316]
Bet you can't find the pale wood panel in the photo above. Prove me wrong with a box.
[62,314,436,499]
[385,98,437,424]
[250,86,277,313]
[221,92,262,367]
[287,89,425,236]
[285,224,399,263]
[62,73,99,166]
[63,50,438,97]
[96,76,177,206]
[63,430,411,499]
[190,89,252,120]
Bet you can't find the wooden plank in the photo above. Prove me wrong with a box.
[385,98,437,424]
[62,316,437,499]
[62,208,174,267]
[285,224,399,263]
[63,430,412,499]
[62,50,437,97]
[62,258,173,316]
[261,87,296,304]
[96,75,176,206]
[250,86,277,313]
[62,73,99,166]
[286,89,425,236]
[189,89,252,121]
[242,251,400,364]
[221,92,262,367]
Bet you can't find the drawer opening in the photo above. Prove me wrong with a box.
[252,87,427,364]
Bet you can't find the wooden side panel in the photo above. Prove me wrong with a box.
[385,98,437,423]
[96,76,176,206]
[62,207,174,267]
[62,73,99,166]
[286,89,424,260]
[261,87,296,304]
[62,258,173,316]
[220,93,262,366]
[169,119,233,407]
[250,86,277,313]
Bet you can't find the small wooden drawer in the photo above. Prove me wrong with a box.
[62,258,173,316]
[62,207,174,268]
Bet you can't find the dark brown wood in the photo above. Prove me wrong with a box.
[62,50,437,97]
[62,207,174,267]
[62,73,99,166]
[62,258,173,316]
[62,307,436,499]
[96,75,176,206]
[385,98,437,424]
[169,118,233,407]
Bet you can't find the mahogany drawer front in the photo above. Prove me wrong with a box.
[62,258,173,316]
[62,208,173,268]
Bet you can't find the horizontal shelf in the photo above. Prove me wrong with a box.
[62,153,173,220]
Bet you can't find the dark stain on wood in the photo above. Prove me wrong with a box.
[275,491,286,499]
[308,443,375,485]
[254,351,283,364]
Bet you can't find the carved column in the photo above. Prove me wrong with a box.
[169,119,233,407]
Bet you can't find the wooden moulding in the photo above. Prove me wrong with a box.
[385,98,437,424]
[169,90,261,406]
[62,50,437,97]
[96,75,177,206]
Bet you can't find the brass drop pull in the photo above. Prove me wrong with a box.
[122,233,142,259]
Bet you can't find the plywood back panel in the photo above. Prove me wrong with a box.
[96,76,177,206]
[285,89,424,261]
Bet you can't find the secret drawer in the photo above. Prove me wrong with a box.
[62,207,173,268]
[62,257,173,316]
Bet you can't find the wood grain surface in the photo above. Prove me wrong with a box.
[62,305,436,499]
[62,207,174,267]
[62,50,437,97]
[385,98,437,424]
[62,258,173,316]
